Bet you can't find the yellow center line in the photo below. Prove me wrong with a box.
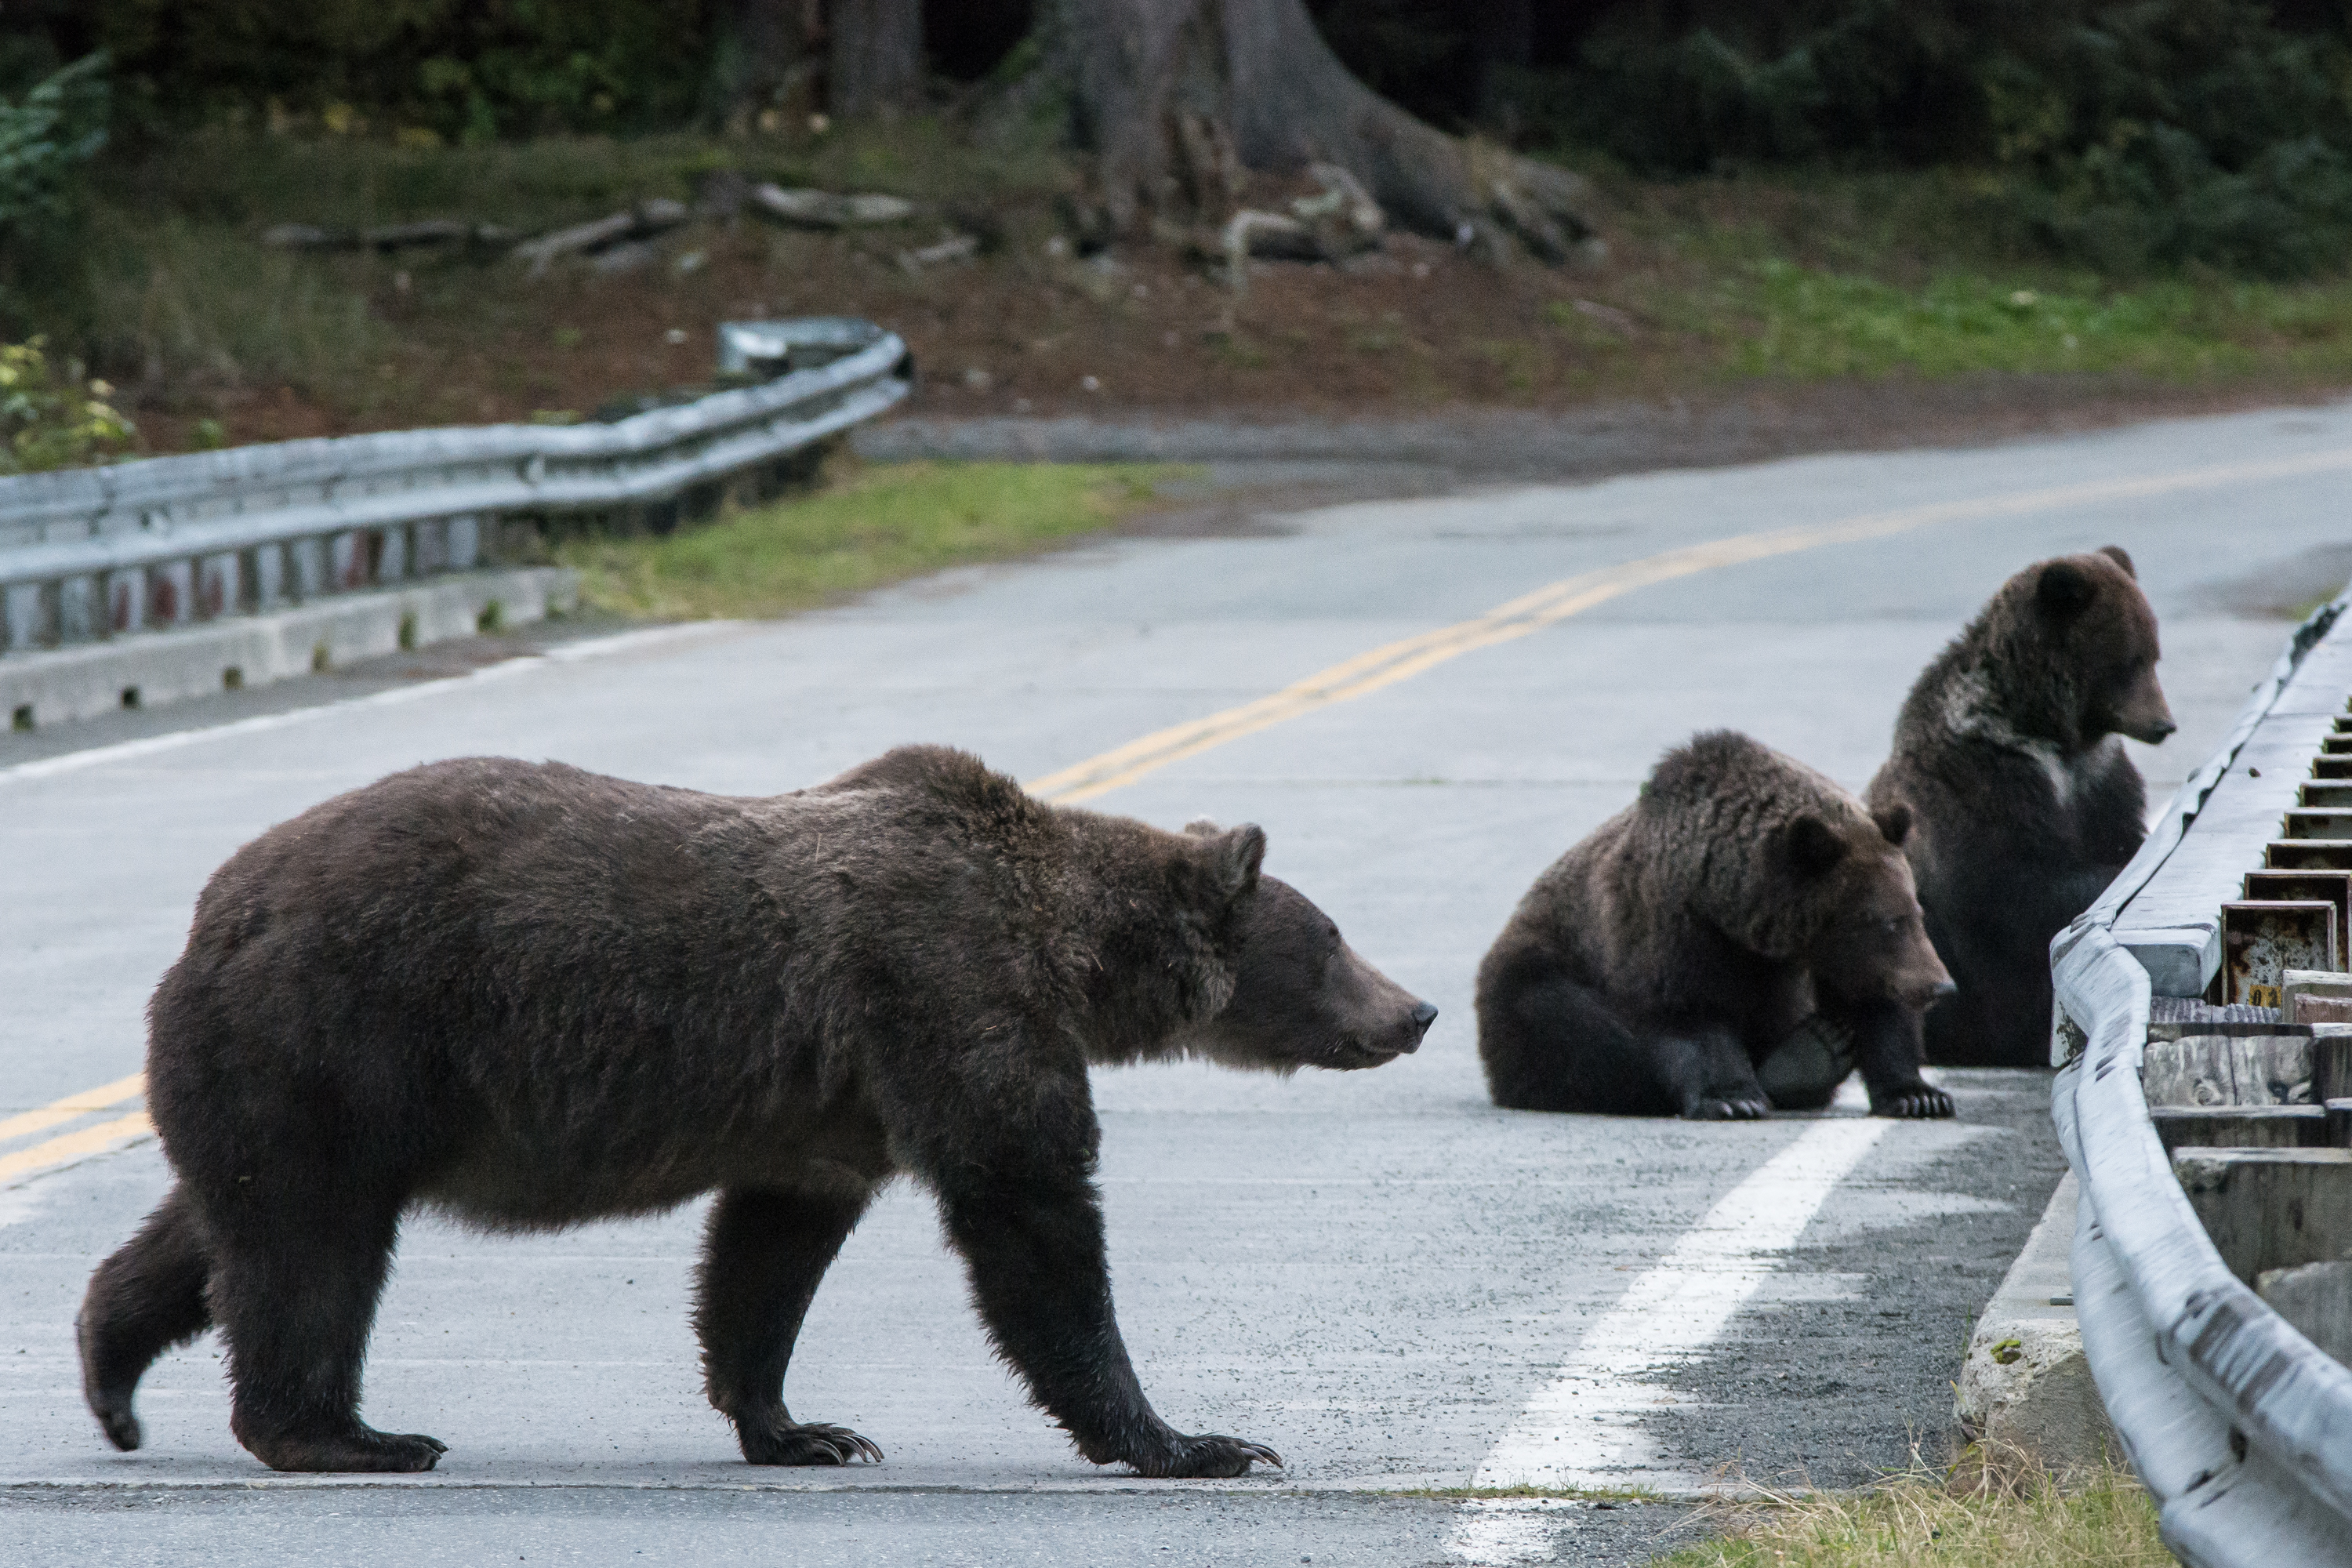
[1025,444,2352,804]
[0,1111,154,1186]
[0,1073,147,1145]
[18,441,2352,1166]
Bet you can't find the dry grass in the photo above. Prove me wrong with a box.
[1650,1465,2165,1568]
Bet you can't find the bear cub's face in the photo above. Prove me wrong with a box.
[2036,546,2174,747]
[1180,822,1436,1071]
[1785,804,1954,1013]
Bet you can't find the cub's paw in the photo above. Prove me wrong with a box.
[1871,1085,1955,1120]
[85,1383,142,1452]
[246,1424,448,1473]
[740,1420,884,1466]
[1134,1433,1284,1479]
[1685,1096,1769,1120]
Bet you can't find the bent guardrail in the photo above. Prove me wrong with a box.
[0,318,910,653]
[2052,587,2352,1568]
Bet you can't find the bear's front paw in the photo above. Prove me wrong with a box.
[1685,1095,1769,1120]
[243,1422,447,1473]
[1132,1433,1283,1479]
[1871,1084,1955,1120]
[739,1418,884,1465]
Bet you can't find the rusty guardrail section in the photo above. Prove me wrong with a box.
[2051,587,2352,1568]
[0,318,909,653]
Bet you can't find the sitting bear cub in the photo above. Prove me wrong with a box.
[80,746,1435,1477]
[1866,546,2172,1068]
[1478,731,1954,1120]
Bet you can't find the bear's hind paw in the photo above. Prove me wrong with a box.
[1134,1433,1283,1479]
[741,1420,884,1466]
[1685,1096,1769,1120]
[245,1424,446,1473]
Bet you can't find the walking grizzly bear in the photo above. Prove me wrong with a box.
[1867,546,2174,1067]
[1478,731,1955,1120]
[78,745,1436,1477]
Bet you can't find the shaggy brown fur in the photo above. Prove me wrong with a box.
[78,746,1434,1477]
[1867,547,2173,1068]
[1478,731,1953,1120]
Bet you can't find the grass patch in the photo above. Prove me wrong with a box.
[1692,261,2349,382]
[1650,1468,2163,1568]
[560,460,1178,620]
[1404,1483,1664,1502]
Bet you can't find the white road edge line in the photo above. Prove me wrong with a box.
[0,622,744,786]
[1446,1116,1892,1566]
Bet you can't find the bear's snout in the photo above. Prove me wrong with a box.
[1410,1000,1438,1037]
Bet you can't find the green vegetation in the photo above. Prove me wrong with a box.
[1648,1468,2163,1568]
[1661,261,2352,384]
[560,461,1177,621]
[0,338,134,473]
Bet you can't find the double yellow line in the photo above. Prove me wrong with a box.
[1029,444,2352,803]
[0,1074,151,1186]
[11,438,2352,1188]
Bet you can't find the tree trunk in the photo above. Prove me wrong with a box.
[829,0,925,118]
[1032,0,1592,261]
[707,0,824,120]
[1472,0,1534,126]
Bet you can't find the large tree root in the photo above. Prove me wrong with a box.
[1022,0,1596,263]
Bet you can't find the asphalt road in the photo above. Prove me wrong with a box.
[5,398,2350,1566]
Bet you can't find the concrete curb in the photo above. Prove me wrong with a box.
[0,566,578,731]
[1954,1171,2118,1472]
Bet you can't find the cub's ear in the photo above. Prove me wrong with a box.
[1785,814,1848,876]
[1871,801,1913,848]
[1183,818,1221,837]
[1209,824,1266,899]
[2036,559,2096,618]
[2097,544,2136,579]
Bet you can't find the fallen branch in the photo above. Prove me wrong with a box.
[898,233,980,273]
[262,220,521,252]
[749,184,916,229]
[1213,162,1388,293]
[510,199,689,276]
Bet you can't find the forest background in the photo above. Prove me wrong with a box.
[9,0,2352,459]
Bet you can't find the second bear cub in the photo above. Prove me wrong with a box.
[1478,731,1954,1120]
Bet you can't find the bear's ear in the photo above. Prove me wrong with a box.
[1183,818,1221,837]
[1872,801,1913,848]
[1207,824,1265,900]
[2097,544,2136,580]
[1784,814,1848,876]
[2035,560,2096,619]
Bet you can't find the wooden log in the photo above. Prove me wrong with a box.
[2174,1147,2352,1284]
[2267,840,2352,869]
[512,200,689,275]
[748,184,915,228]
[2143,1027,2314,1106]
[2152,1105,2329,1152]
[2221,900,2337,1005]
[2247,870,2352,964]
[2256,1259,2352,1367]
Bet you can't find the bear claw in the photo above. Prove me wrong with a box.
[1874,1087,1956,1120]
[741,1421,884,1466]
[1687,1097,1769,1120]
[245,1425,447,1473]
[1137,1434,1283,1478]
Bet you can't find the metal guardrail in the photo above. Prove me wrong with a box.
[0,318,910,654]
[2052,589,2352,1568]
